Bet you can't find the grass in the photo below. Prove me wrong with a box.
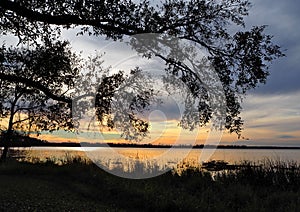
[0,156,299,211]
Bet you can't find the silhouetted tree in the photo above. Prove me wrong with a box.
[0,40,78,159]
[0,0,284,155]
[0,41,155,159]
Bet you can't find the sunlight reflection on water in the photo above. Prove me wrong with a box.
[21,147,300,169]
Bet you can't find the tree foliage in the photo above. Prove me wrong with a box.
[0,40,79,159]
[0,0,284,148]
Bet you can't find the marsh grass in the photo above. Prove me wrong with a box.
[219,159,300,190]
[0,153,300,211]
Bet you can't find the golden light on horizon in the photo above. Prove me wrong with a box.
[6,109,300,147]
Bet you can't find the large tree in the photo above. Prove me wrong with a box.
[0,39,156,159]
[0,0,284,151]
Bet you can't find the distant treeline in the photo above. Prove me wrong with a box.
[1,135,300,149]
[0,134,48,147]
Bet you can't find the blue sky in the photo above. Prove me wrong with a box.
[245,0,300,94]
[228,0,300,146]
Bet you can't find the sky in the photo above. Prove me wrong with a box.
[233,0,300,146]
[1,0,300,146]
[48,0,300,146]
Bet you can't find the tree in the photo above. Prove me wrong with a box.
[0,40,78,159]
[0,39,156,159]
[0,0,284,153]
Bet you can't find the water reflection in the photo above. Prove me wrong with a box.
[17,147,300,173]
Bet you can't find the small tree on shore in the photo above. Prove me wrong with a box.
[0,40,78,160]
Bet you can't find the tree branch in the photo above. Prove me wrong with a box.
[0,0,138,36]
[0,73,72,104]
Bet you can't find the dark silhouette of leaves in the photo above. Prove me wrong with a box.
[0,0,285,159]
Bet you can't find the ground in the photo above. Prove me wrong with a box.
[0,159,299,211]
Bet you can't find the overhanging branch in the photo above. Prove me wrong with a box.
[0,73,72,104]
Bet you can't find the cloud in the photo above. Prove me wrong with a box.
[244,0,300,94]
[235,92,300,145]
[1,1,299,147]
[277,135,297,139]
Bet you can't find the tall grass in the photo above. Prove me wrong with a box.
[216,159,300,190]
[1,155,300,211]
[12,151,300,188]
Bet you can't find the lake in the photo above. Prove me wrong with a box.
[20,147,300,165]
[10,147,300,178]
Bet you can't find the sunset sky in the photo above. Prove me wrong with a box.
[2,0,300,147]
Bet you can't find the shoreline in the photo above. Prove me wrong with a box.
[1,142,300,150]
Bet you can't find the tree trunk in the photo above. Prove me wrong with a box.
[0,130,13,161]
[1,87,23,161]
[0,145,9,161]
[0,110,15,161]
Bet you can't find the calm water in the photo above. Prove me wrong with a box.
[22,147,300,164]
[14,147,300,178]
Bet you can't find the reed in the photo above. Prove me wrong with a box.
[0,156,299,211]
